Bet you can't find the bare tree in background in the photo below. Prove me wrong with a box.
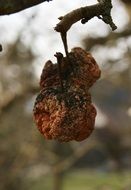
[0,1,131,190]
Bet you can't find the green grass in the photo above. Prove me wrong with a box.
[28,170,131,190]
[64,170,131,190]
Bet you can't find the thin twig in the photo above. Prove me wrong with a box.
[54,52,64,92]
[60,32,68,58]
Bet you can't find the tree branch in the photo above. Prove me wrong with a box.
[54,0,117,60]
[53,141,100,173]
[83,26,131,50]
[0,0,52,15]
[55,0,117,33]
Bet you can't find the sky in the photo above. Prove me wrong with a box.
[0,0,128,65]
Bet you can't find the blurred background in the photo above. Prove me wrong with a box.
[0,0,131,189]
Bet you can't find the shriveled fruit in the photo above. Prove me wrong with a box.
[33,47,101,142]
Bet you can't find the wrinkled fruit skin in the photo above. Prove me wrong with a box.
[33,47,101,142]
